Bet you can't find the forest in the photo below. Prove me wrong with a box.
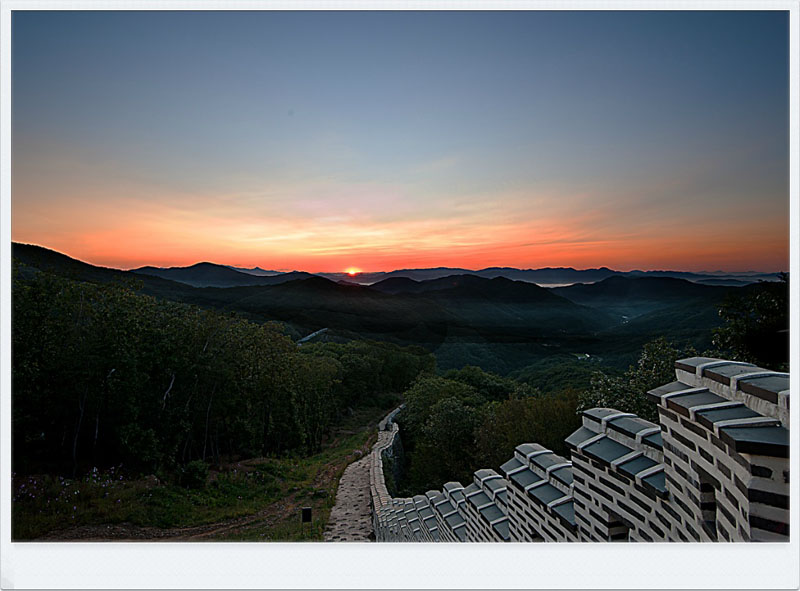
[13,264,433,478]
[10,249,788,539]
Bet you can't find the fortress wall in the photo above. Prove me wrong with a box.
[368,359,789,543]
[369,405,404,541]
[648,357,790,542]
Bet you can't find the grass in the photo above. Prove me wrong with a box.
[12,403,391,541]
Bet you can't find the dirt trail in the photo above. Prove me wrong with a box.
[37,428,378,542]
[38,497,300,542]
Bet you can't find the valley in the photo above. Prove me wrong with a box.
[12,242,756,372]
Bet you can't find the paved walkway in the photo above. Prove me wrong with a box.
[323,454,373,542]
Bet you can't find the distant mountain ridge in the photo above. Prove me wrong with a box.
[13,242,781,290]
[15,241,782,374]
[131,262,313,288]
[226,265,283,276]
[319,266,779,286]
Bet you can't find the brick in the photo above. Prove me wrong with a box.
[749,515,789,536]
[656,511,672,530]
[698,447,714,465]
[710,433,726,451]
[618,500,645,523]
[718,501,737,527]
[680,417,709,439]
[716,459,731,480]
[598,476,625,496]
[588,482,613,502]
[629,493,653,514]
[750,465,772,478]
[724,488,739,510]
[749,488,790,510]
[671,430,697,452]
[638,528,654,542]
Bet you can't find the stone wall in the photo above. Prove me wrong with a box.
[368,358,790,543]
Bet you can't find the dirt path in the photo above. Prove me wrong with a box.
[323,454,373,542]
[37,497,300,542]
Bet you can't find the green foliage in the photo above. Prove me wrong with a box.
[510,356,613,394]
[578,337,696,422]
[300,340,435,409]
[475,390,581,469]
[12,265,432,479]
[13,407,386,540]
[712,275,789,371]
[180,460,209,489]
[398,365,580,494]
[443,365,536,400]
[408,397,480,490]
[400,375,480,443]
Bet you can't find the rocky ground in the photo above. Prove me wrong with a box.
[323,452,373,542]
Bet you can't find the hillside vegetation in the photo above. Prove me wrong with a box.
[12,243,742,374]
[11,244,787,538]
[13,263,432,477]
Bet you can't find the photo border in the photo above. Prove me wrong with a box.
[1,1,798,588]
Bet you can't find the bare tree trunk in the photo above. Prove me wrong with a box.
[162,373,175,409]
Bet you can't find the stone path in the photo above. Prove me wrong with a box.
[323,454,373,542]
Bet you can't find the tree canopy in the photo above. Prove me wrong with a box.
[13,264,434,478]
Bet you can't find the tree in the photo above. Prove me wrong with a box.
[578,337,695,422]
[401,375,481,442]
[443,365,537,401]
[475,390,580,469]
[712,275,789,371]
[408,397,480,491]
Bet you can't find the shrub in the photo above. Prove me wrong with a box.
[180,460,208,489]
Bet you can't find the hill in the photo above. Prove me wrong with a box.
[552,275,732,321]
[132,262,313,287]
[12,243,749,373]
[371,274,572,302]
[12,243,193,297]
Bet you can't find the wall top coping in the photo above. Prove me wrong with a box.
[675,357,789,409]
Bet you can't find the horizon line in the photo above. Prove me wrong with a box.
[11,241,786,276]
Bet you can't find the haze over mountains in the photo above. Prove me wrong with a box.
[12,242,782,373]
[123,252,779,289]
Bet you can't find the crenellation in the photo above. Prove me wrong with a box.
[368,358,789,543]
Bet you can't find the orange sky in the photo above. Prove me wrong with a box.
[12,198,788,273]
[11,11,790,274]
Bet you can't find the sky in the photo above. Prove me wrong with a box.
[11,10,790,273]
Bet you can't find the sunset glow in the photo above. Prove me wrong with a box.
[11,11,789,273]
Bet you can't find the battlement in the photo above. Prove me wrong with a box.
[369,358,790,543]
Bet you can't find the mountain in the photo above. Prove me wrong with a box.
[323,266,780,287]
[369,277,426,294]
[12,242,755,374]
[696,278,751,286]
[132,262,313,287]
[317,271,389,284]
[372,274,571,303]
[552,275,732,322]
[12,243,191,295]
[226,265,282,276]
[472,266,618,284]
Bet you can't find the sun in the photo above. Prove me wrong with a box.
[344,267,361,277]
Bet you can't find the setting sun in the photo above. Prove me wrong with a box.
[345,267,361,277]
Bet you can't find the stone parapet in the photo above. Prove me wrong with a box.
[368,358,789,543]
[671,357,789,427]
